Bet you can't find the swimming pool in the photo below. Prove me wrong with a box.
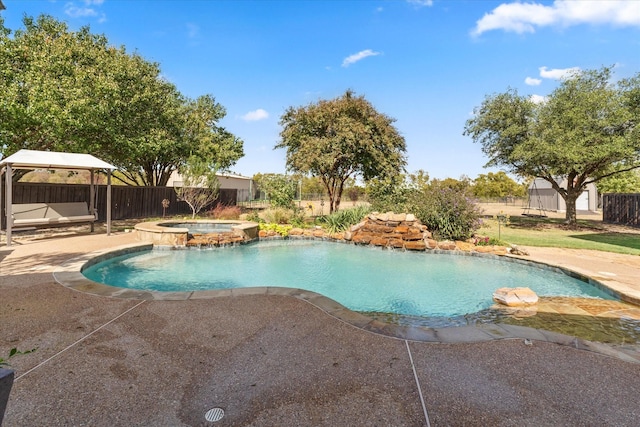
[83,239,615,319]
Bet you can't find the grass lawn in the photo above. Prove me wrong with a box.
[478,216,640,256]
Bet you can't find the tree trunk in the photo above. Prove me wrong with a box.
[564,191,579,226]
[325,177,338,214]
[328,185,345,214]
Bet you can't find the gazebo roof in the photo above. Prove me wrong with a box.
[0,149,116,170]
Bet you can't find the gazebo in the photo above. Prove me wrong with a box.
[0,149,116,246]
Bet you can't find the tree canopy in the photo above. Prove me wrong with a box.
[464,67,640,224]
[0,15,243,185]
[277,90,406,213]
[596,169,640,194]
[252,173,298,208]
[472,172,526,199]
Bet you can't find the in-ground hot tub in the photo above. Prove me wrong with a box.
[135,219,259,247]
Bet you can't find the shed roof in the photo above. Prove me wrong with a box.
[0,149,116,170]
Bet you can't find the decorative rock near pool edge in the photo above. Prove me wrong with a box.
[347,212,431,251]
[338,212,512,256]
[493,287,539,307]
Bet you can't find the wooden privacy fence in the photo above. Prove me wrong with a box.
[602,193,640,228]
[1,183,236,228]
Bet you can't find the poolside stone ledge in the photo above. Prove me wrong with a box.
[493,287,539,307]
[135,220,259,247]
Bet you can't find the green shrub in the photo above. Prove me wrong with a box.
[289,207,307,228]
[262,208,295,224]
[366,174,410,213]
[409,184,482,241]
[259,223,292,236]
[319,205,371,233]
[244,210,263,223]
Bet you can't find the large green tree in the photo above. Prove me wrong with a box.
[472,172,526,198]
[0,15,243,185]
[464,67,640,225]
[277,90,407,213]
[252,173,298,208]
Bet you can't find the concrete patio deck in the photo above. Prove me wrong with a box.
[1,232,640,426]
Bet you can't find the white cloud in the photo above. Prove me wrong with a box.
[241,109,269,122]
[530,94,547,104]
[539,66,581,80]
[65,3,97,18]
[472,0,640,36]
[64,1,106,21]
[525,77,542,86]
[342,49,381,67]
[407,0,433,7]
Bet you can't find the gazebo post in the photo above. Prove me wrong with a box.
[107,170,112,236]
[90,169,95,233]
[5,164,12,247]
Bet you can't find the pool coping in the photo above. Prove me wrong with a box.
[52,241,640,364]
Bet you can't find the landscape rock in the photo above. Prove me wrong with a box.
[493,287,539,307]
[425,239,438,249]
[390,213,406,222]
[289,228,304,236]
[349,213,432,250]
[405,241,427,251]
[388,238,405,248]
[371,237,389,247]
[508,244,530,256]
[437,241,457,251]
[491,247,508,256]
[455,241,476,252]
[350,221,366,232]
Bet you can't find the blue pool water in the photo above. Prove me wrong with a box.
[83,240,615,318]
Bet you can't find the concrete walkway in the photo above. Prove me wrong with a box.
[1,232,640,426]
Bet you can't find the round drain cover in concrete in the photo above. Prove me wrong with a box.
[205,407,225,422]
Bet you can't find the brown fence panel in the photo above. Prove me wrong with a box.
[602,193,640,228]
[1,183,238,227]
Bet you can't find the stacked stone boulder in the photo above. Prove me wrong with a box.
[186,232,247,247]
[345,212,430,251]
[343,212,508,255]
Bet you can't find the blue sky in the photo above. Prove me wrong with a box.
[2,0,640,180]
